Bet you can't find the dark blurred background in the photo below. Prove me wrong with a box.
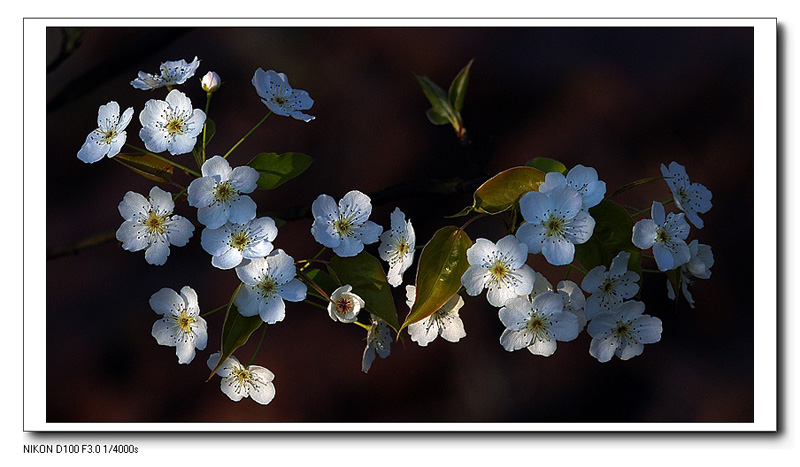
[45,27,754,423]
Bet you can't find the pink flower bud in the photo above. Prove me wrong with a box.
[201,71,221,92]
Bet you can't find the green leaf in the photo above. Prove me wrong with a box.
[203,118,216,146]
[448,58,474,114]
[207,286,263,380]
[401,226,472,330]
[329,251,400,331]
[425,106,454,126]
[473,166,546,214]
[248,152,314,190]
[526,157,568,175]
[415,74,459,128]
[574,199,642,280]
[113,153,174,184]
[304,267,339,296]
[445,205,474,218]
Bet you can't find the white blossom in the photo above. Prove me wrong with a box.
[632,201,691,271]
[405,285,466,347]
[667,240,714,308]
[660,161,712,229]
[580,251,640,320]
[498,292,580,357]
[149,286,207,364]
[207,352,276,405]
[188,156,259,229]
[311,190,383,257]
[115,186,194,265]
[539,164,606,210]
[515,184,596,266]
[461,235,535,307]
[131,56,201,90]
[252,68,315,122]
[327,285,365,324]
[234,249,307,324]
[139,89,206,155]
[77,101,134,163]
[379,208,416,287]
[362,314,392,373]
[588,301,662,362]
[201,217,278,270]
[556,280,587,331]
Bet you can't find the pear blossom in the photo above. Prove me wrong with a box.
[188,156,259,229]
[139,89,206,155]
[207,352,276,405]
[530,271,555,298]
[77,101,134,163]
[632,201,691,271]
[515,184,596,266]
[667,240,714,308]
[234,249,307,324]
[116,186,194,265]
[461,235,535,307]
[405,285,466,347]
[327,285,365,324]
[379,208,416,287]
[522,273,586,330]
[200,217,278,270]
[131,56,201,90]
[660,161,712,229]
[539,164,606,210]
[311,191,383,257]
[362,314,392,373]
[498,292,580,357]
[556,280,588,331]
[252,67,315,122]
[588,300,662,362]
[581,251,640,320]
[149,286,207,364]
[201,71,222,92]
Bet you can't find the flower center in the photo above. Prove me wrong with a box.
[336,298,354,314]
[177,309,195,332]
[490,261,508,280]
[600,279,616,293]
[232,367,252,386]
[526,314,551,341]
[612,322,634,341]
[165,116,186,135]
[144,210,168,234]
[214,181,237,202]
[100,128,118,144]
[257,277,278,298]
[333,217,355,236]
[544,215,566,236]
[655,227,671,244]
[396,241,410,256]
[230,230,250,251]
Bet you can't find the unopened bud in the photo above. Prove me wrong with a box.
[201,71,221,92]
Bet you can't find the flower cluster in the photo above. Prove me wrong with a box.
[454,160,714,362]
[76,55,716,408]
[78,57,324,404]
